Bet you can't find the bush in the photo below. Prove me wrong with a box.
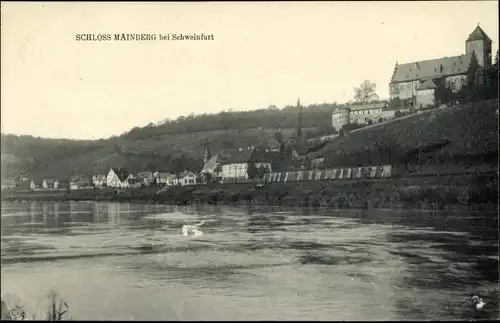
[1,290,69,321]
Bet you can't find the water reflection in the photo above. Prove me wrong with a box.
[0,201,498,320]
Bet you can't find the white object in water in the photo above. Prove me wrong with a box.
[472,296,486,310]
[192,228,203,237]
[182,221,205,237]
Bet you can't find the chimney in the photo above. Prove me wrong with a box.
[440,64,443,72]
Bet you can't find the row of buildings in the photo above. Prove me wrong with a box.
[1,146,280,191]
[332,25,494,130]
[78,147,277,189]
[1,178,61,190]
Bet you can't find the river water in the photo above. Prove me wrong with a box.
[1,201,498,320]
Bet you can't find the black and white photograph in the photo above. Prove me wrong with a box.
[1,1,499,320]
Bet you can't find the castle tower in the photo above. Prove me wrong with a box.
[204,148,211,164]
[465,24,492,70]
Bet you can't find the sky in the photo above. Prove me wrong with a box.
[1,1,498,140]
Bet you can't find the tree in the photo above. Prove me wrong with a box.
[257,165,267,179]
[494,49,499,71]
[247,162,258,179]
[354,80,379,103]
[273,131,284,144]
[296,98,303,138]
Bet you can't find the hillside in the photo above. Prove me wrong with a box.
[316,99,499,172]
[1,102,337,180]
[1,99,498,180]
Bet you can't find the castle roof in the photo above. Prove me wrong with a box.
[390,54,473,83]
[466,25,492,43]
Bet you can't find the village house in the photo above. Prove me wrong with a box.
[15,180,31,191]
[1,179,17,190]
[106,168,131,188]
[42,179,60,189]
[123,177,143,188]
[389,25,492,109]
[136,171,154,186]
[332,102,388,130]
[18,177,29,184]
[221,147,273,180]
[70,175,93,190]
[200,148,226,182]
[92,174,106,188]
[166,174,178,186]
[153,171,170,185]
[311,158,325,170]
[29,180,37,190]
[178,171,198,186]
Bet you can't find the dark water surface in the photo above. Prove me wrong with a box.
[1,201,498,320]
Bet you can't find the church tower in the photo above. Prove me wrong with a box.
[204,148,211,164]
[465,24,492,70]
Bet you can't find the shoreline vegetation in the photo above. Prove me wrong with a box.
[2,172,497,210]
[1,290,69,321]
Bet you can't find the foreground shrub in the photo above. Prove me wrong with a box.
[1,289,69,321]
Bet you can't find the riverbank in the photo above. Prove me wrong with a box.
[1,173,497,210]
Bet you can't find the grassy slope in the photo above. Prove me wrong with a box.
[317,99,498,169]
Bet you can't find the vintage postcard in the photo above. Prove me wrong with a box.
[1,1,498,321]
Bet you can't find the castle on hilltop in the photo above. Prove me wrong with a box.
[389,25,493,109]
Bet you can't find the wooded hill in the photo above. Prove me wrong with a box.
[1,102,338,180]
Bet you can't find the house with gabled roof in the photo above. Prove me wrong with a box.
[201,155,225,176]
[389,25,492,108]
[92,174,106,188]
[1,179,17,190]
[106,168,130,188]
[153,171,170,185]
[220,147,273,180]
[70,175,93,190]
[136,171,154,186]
[179,170,198,186]
[42,179,60,189]
[123,177,143,188]
[29,180,38,190]
[166,174,178,186]
[332,101,388,130]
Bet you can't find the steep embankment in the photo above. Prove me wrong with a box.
[317,99,498,172]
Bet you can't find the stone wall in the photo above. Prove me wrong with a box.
[262,165,393,183]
